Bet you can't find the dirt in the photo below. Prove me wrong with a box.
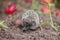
[0,0,59,40]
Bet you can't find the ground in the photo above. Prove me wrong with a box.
[0,0,59,40]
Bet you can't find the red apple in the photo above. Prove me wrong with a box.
[5,4,17,15]
[52,11,60,17]
[25,0,32,3]
[41,6,50,14]
[41,0,53,4]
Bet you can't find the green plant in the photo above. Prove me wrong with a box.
[48,0,58,31]
[31,0,58,31]
[0,21,8,31]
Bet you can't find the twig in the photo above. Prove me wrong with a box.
[48,0,58,31]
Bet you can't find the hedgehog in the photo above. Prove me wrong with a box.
[20,10,39,31]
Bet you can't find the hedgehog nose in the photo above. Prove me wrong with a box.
[22,27,27,32]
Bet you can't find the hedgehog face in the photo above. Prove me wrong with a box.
[21,20,37,31]
[22,20,32,31]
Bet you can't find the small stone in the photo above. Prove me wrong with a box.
[15,19,22,25]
